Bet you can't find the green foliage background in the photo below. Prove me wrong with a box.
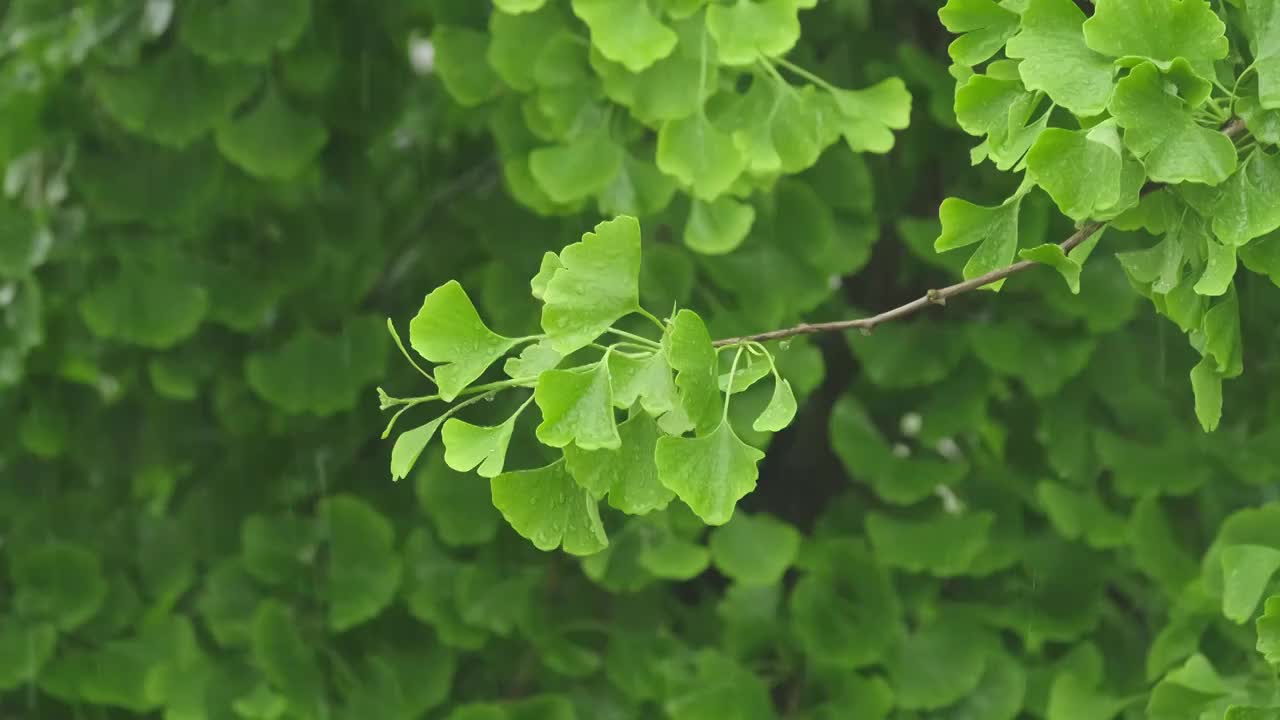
[4,0,1280,718]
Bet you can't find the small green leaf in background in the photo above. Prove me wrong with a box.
[1190,356,1224,432]
[409,280,518,401]
[706,0,805,66]
[181,0,310,64]
[490,460,609,555]
[1221,544,1280,623]
[10,542,107,630]
[684,196,756,255]
[571,0,677,72]
[252,600,325,715]
[432,26,503,106]
[0,617,56,691]
[415,448,502,547]
[886,621,990,710]
[865,511,994,576]
[656,422,765,525]
[540,215,643,354]
[709,512,801,585]
[535,360,621,450]
[657,114,748,201]
[831,78,913,154]
[323,496,402,631]
[1006,0,1114,116]
[529,125,624,204]
[80,265,208,349]
[215,85,328,180]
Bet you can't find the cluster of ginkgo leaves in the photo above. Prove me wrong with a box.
[381,215,796,554]
[936,0,1280,432]
[433,0,909,254]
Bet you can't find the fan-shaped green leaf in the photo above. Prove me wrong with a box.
[540,215,643,355]
[934,192,1023,290]
[709,512,800,585]
[80,265,208,348]
[535,359,621,450]
[656,421,764,525]
[442,411,520,479]
[11,542,107,630]
[564,411,674,514]
[684,196,755,255]
[1221,545,1280,623]
[490,460,609,555]
[181,0,310,64]
[657,114,748,201]
[246,317,388,415]
[215,85,328,180]
[1006,0,1115,116]
[409,280,519,401]
[1083,0,1228,78]
[706,0,805,66]
[938,0,1019,66]
[322,495,402,631]
[572,0,677,72]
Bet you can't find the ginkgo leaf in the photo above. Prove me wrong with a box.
[246,319,387,416]
[1259,596,1280,665]
[886,621,991,710]
[657,114,748,201]
[563,411,674,514]
[934,191,1024,290]
[409,280,519,402]
[540,215,643,354]
[322,495,402,631]
[529,126,624,204]
[1019,227,1105,295]
[11,542,107,630]
[1083,0,1228,79]
[865,511,995,576]
[609,349,679,416]
[598,151,679,217]
[706,0,804,66]
[91,47,257,147]
[1190,357,1224,432]
[1193,238,1237,297]
[709,512,800,585]
[390,417,445,481]
[0,617,55,691]
[1006,0,1115,116]
[252,601,324,713]
[504,340,562,379]
[1211,150,1280,247]
[215,85,328,180]
[655,421,765,525]
[489,7,563,95]
[1109,62,1237,185]
[830,78,913,154]
[666,309,720,433]
[684,196,755,255]
[441,411,520,478]
[953,70,1049,170]
[80,265,208,349]
[730,81,836,175]
[530,252,564,301]
[1221,544,1280,623]
[534,359,621,450]
[490,460,609,555]
[432,26,503,106]
[639,535,711,579]
[1246,0,1280,110]
[181,0,310,65]
[1027,123,1127,221]
[571,0,677,72]
[937,0,1020,66]
[753,378,797,432]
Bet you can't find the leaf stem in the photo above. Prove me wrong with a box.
[638,307,667,332]
[386,318,435,383]
[774,56,838,94]
[607,327,662,349]
[711,119,1250,348]
[722,345,746,424]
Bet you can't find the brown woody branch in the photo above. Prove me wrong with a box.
[713,118,1249,348]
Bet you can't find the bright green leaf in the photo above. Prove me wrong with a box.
[752,378,797,432]
[1211,150,1280,247]
[529,126,624,204]
[684,196,755,255]
[934,191,1024,290]
[490,460,609,555]
[535,359,621,450]
[665,309,720,433]
[1221,544,1280,623]
[409,280,518,402]
[541,215,643,354]
[1083,0,1228,78]
[656,421,765,525]
[706,0,804,65]
[1006,0,1115,116]
[441,411,520,478]
[564,411,674,514]
[572,0,677,72]
[938,0,1020,65]
[831,78,913,154]
[657,114,748,201]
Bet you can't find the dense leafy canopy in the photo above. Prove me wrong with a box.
[8,0,1280,718]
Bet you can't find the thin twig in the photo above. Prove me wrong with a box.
[713,117,1249,348]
